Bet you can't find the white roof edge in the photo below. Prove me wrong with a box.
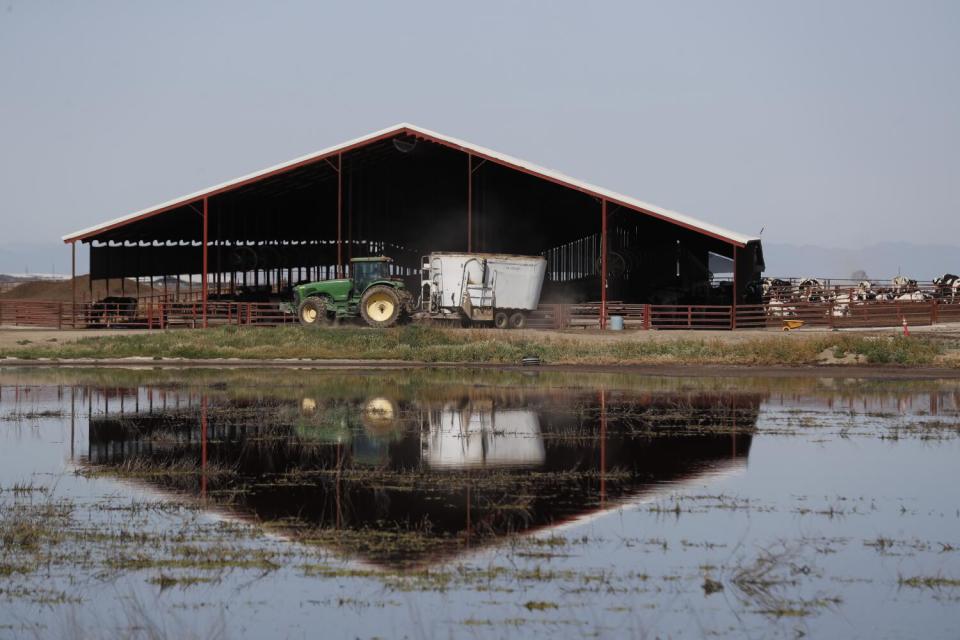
[63,122,759,246]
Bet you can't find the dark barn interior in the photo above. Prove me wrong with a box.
[65,124,764,311]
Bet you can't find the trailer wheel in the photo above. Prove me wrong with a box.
[493,310,510,329]
[298,297,333,328]
[509,311,527,329]
[360,285,401,327]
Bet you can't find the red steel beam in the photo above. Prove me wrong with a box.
[599,387,607,505]
[64,125,749,249]
[600,199,607,330]
[337,153,343,277]
[467,153,472,252]
[62,128,405,244]
[202,197,208,328]
[70,241,76,328]
[732,244,738,330]
[406,129,749,248]
[200,395,208,500]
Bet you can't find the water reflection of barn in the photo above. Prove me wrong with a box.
[85,387,760,567]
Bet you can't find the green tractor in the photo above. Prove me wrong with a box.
[293,256,414,328]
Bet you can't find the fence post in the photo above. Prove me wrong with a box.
[687,306,692,328]
[931,300,938,325]
[731,304,736,330]
[57,302,62,330]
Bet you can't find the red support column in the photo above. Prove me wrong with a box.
[731,245,738,330]
[200,395,208,500]
[600,199,608,330]
[599,387,607,505]
[70,241,77,328]
[467,153,473,252]
[337,153,343,277]
[202,197,209,328]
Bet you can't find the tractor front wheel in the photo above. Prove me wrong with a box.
[298,297,333,328]
[360,285,401,328]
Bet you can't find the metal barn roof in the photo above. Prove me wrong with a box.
[62,123,759,247]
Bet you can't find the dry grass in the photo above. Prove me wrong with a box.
[0,325,949,366]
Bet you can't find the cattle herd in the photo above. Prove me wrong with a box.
[762,273,960,317]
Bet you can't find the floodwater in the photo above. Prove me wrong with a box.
[0,369,959,639]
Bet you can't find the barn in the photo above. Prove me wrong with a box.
[61,123,764,324]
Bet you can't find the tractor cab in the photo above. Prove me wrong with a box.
[349,256,394,294]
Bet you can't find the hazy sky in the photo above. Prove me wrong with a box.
[1,0,958,271]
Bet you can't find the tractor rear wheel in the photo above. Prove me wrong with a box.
[360,285,401,328]
[493,310,510,329]
[298,297,333,328]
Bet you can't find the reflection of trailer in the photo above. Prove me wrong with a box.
[421,402,546,469]
[419,252,546,329]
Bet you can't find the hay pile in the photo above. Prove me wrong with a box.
[0,275,159,302]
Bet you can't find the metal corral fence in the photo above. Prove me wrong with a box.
[761,277,956,301]
[0,300,296,330]
[3,298,960,331]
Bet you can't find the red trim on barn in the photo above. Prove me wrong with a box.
[63,125,750,248]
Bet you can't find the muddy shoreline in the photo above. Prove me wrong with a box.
[2,357,959,378]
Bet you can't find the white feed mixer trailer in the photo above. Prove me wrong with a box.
[419,252,547,329]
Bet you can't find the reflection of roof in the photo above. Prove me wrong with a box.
[62,123,759,246]
[79,453,749,574]
[81,388,761,570]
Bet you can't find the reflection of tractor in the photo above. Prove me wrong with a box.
[360,397,398,435]
[293,256,414,328]
[294,396,401,466]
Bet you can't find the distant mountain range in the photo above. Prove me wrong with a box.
[0,242,74,278]
[761,242,959,281]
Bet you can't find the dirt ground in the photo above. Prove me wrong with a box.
[0,327,151,349]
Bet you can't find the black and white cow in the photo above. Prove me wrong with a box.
[761,277,792,299]
[853,280,876,302]
[798,277,826,302]
[891,275,918,295]
[934,273,960,300]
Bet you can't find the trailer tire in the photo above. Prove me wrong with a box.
[509,311,527,329]
[360,285,401,328]
[493,310,510,329]
[298,297,334,328]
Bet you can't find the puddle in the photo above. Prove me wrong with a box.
[1,369,958,638]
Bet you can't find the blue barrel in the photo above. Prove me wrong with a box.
[609,315,624,331]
